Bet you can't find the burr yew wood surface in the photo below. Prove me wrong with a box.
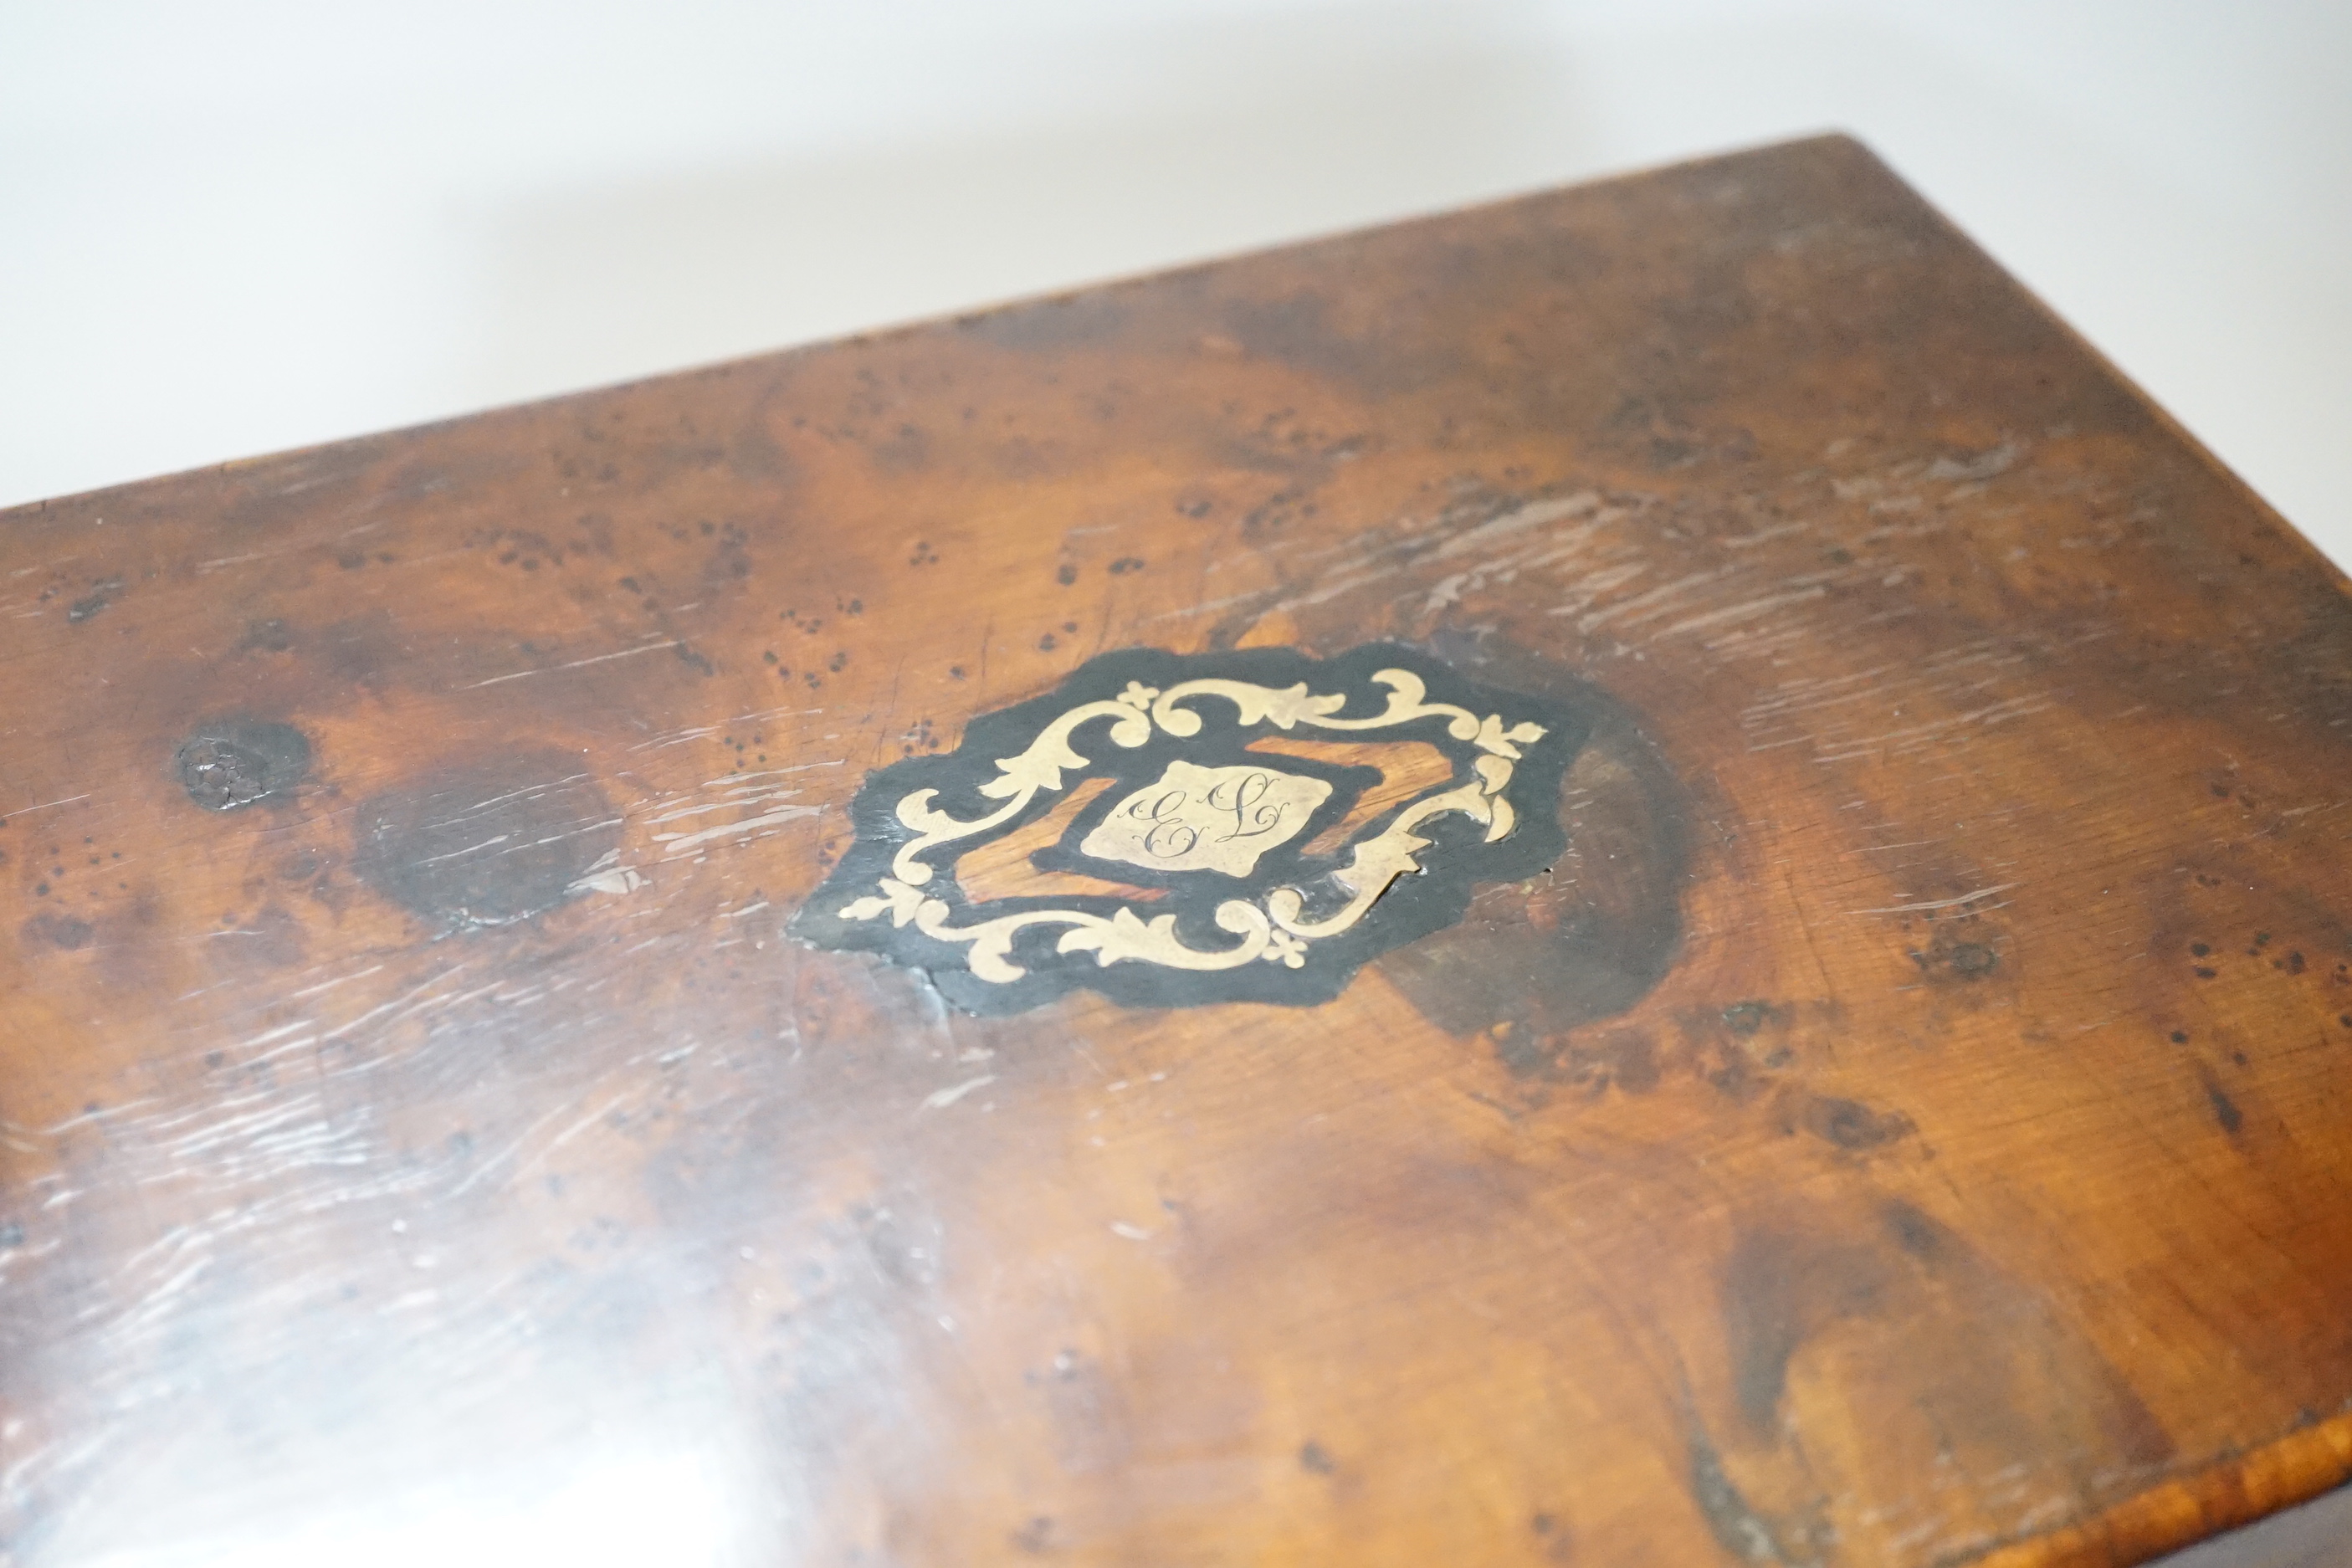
[4,136,2350,1566]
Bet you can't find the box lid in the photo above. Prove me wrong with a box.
[4,135,2348,1566]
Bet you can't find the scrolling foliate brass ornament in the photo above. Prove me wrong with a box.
[793,644,1589,1014]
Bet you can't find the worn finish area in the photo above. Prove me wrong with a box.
[3,136,2350,1565]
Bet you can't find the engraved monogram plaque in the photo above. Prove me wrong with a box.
[792,643,1589,1014]
[1080,762,1332,878]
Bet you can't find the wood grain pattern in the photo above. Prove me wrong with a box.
[4,135,2350,1566]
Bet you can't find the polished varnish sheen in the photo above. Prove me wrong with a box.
[3,136,2349,1565]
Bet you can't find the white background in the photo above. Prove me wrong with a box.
[4,2,2347,560]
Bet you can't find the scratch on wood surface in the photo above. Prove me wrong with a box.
[462,638,680,689]
[1847,884,2021,915]
[652,803,822,857]
[3,792,93,817]
[920,1075,996,1111]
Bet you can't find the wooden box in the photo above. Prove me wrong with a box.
[5,136,2349,1565]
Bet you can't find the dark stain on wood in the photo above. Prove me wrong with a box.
[238,617,295,653]
[173,718,311,811]
[1688,1417,1804,1564]
[1723,1227,1893,1433]
[19,912,94,952]
[1786,1093,1914,1152]
[65,578,121,623]
[1381,661,1688,1048]
[2198,1061,2247,1137]
[1709,1199,2177,1559]
[351,750,619,929]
